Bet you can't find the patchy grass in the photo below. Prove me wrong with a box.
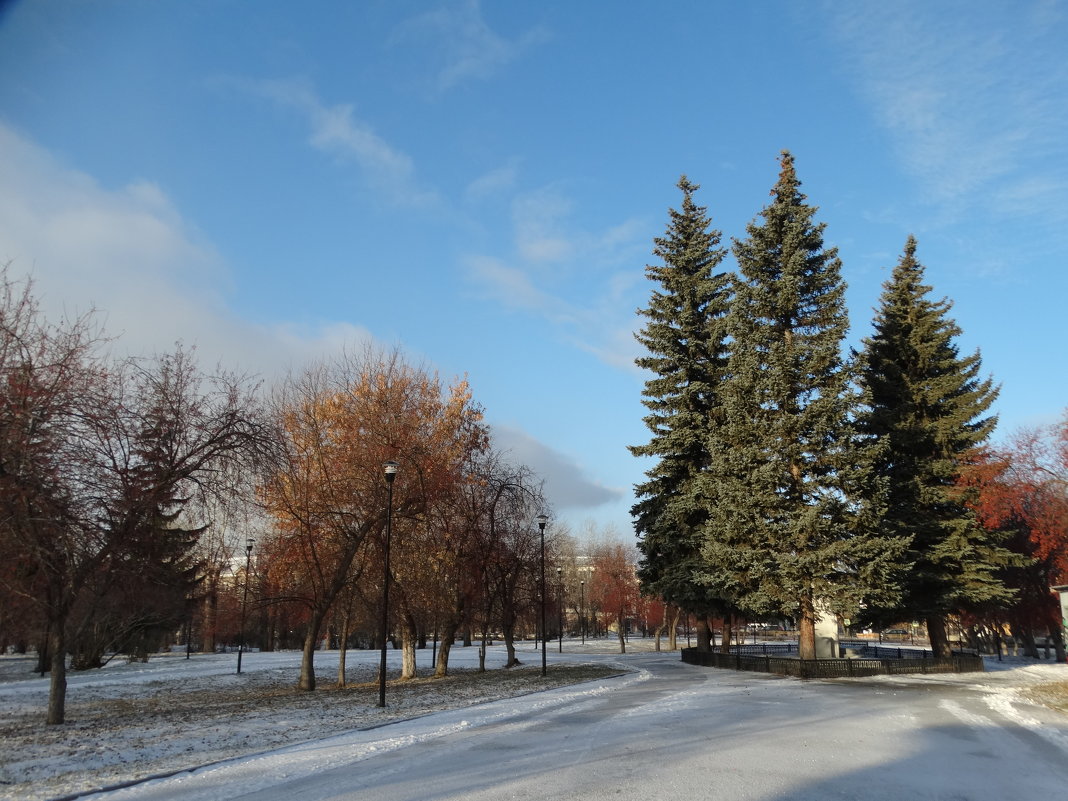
[0,659,623,801]
[1022,680,1068,713]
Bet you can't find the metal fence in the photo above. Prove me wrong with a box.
[731,643,800,656]
[838,640,980,660]
[681,646,984,678]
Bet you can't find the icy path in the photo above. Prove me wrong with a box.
[82,651,1068,801]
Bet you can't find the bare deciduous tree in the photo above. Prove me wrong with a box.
[0,267,269,723]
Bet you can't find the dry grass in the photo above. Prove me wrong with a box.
[0,660,623,801]
[1022,680,1068,713]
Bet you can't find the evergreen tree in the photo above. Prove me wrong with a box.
[630,176,733,648]
[857,236,1009,656]
[69,359,207,669]
[701,152,893,659]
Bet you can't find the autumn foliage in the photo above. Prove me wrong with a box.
[260,348,489,690]
[960,413,1068,654]
[966,416,1068,578]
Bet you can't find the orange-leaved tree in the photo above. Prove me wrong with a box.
[262,347,487,690]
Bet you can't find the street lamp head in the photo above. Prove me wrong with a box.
[536,513,548,531]
[383,460,400,484]
[245,538,255,555]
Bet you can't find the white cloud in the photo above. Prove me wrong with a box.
[392,0,548,91]
[0,124,600,514]
[490,423,623,511]
[244,78,439,207]
[0,121,372,377]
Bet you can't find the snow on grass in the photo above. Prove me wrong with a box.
[0,644,626,801]
[1,641,1064,801]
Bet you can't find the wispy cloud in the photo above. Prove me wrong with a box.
[465,159,521,202]
[827,2,1068,223]
[465,255,558,316]
[513,187,576,264]
[464,252,642,371]
[392,0,548,91]
[463,185,648,374]
[510,186,648,269]
[241,78,439,207]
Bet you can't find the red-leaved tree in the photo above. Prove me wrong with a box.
[963,413,1068,660]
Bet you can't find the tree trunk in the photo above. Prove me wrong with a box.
[1021,628,1039,658]
[502,608,520,667]
[478,626,489,672]
[36,628,50,676]
[927,615,952,658]
[1048,622,1067,663]
[798,599,816,660]
[435,620,459,678]
[695,617,712,652]
[202,576,219,654]
[299,607,327,691]
[46,623,67,725]
[336,610,349,688]
[434,592,463,677]
[400,612,417,679]
[720,616,732,654]
[259,599,273,652]
[617,612,626,654]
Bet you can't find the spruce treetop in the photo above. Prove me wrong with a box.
[862,235,999,461]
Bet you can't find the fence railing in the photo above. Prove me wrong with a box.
[731,643,799,656]
[681,646,984,678]
[838,640,980,660]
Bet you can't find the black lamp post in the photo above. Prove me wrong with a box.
[379,460,399,707]
[580,579,586,645]
[536,514,548,677]
[236,537,254,674]
[557,567,563,653]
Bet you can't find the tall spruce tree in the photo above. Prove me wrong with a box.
[701,152,892,659]
[630,176,733,649]
[857,236,1009,657]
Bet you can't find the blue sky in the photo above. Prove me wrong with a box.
[1,1,1066,538]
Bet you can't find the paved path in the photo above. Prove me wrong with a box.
[98,651,1068,801]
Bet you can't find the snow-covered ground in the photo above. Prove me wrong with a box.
[1,640,1065,801]
[0,639,632,800]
